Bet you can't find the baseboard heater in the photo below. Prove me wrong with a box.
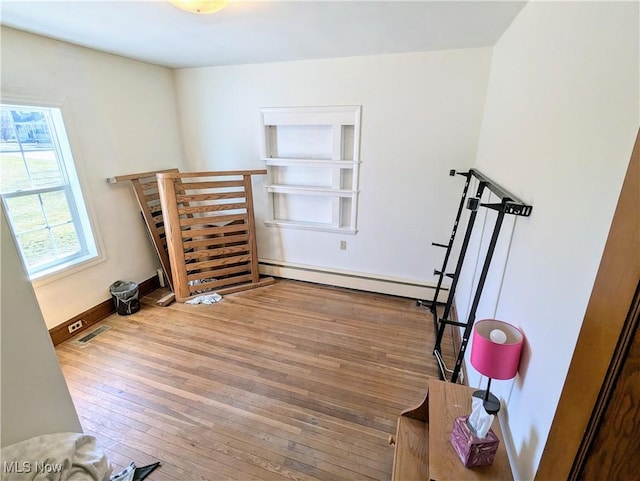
[259,259,449,302]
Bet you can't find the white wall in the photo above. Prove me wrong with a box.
[454,2,639,479]
[1,207,82,446]
[1,27,187,328]
[174,49,492,290]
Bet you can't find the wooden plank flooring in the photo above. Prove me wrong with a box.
[56,279,456,481]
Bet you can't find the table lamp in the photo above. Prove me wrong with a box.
[470,319,524,414]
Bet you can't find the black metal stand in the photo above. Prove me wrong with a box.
[472,377,501,414]
[427,169,532,383]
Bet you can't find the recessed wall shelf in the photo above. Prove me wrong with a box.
[262,158,361,168]
[260,106,362,234]
[263,219,357,235]
[265,185,358,196]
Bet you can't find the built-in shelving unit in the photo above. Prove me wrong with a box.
[260,106,361,234]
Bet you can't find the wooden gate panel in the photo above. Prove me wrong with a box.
[157,170,274,302]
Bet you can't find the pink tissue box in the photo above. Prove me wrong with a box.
[449,415,499,468]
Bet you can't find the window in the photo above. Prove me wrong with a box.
[0,103,98,279]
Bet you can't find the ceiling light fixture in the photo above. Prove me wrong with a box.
[169,0,228,14]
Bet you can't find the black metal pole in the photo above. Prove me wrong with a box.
[483,377,492,402]
[433,183,487,358]
[469,168,527,205]
[441,183,486,322]
[429,172,472,323]
[450,206,507,383]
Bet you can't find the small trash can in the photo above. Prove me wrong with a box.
[109,280,140,315]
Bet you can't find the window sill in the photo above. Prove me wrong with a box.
[30,252,107,288]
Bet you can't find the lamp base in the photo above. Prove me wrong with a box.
[472,390,501,415]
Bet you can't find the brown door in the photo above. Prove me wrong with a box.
[578,284,640,480]
[535,130,640,480]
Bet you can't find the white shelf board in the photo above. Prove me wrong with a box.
[264,219,357,235]
[261,106,361,127]
[262,158,359,168]
[264,184,358,196]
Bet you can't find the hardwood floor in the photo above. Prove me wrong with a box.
[56,279,455,481]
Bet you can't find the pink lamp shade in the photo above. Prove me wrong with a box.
[470,319,524,380]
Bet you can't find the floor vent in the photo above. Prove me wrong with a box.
[75,325,112,346]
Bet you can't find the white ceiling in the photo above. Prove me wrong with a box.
[0,1,526,69]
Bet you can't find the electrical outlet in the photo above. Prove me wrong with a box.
[340,240,347,250]
[68,320,83,334]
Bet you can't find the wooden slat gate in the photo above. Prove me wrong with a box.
[157,170,274,302]
[109,168,180,293]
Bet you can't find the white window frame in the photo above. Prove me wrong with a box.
[1,96,105,284]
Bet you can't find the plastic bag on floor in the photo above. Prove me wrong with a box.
[185,293,222,305]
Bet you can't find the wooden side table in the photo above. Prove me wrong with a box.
[390,378,513,481]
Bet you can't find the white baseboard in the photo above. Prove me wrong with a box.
[259,259,449,302]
